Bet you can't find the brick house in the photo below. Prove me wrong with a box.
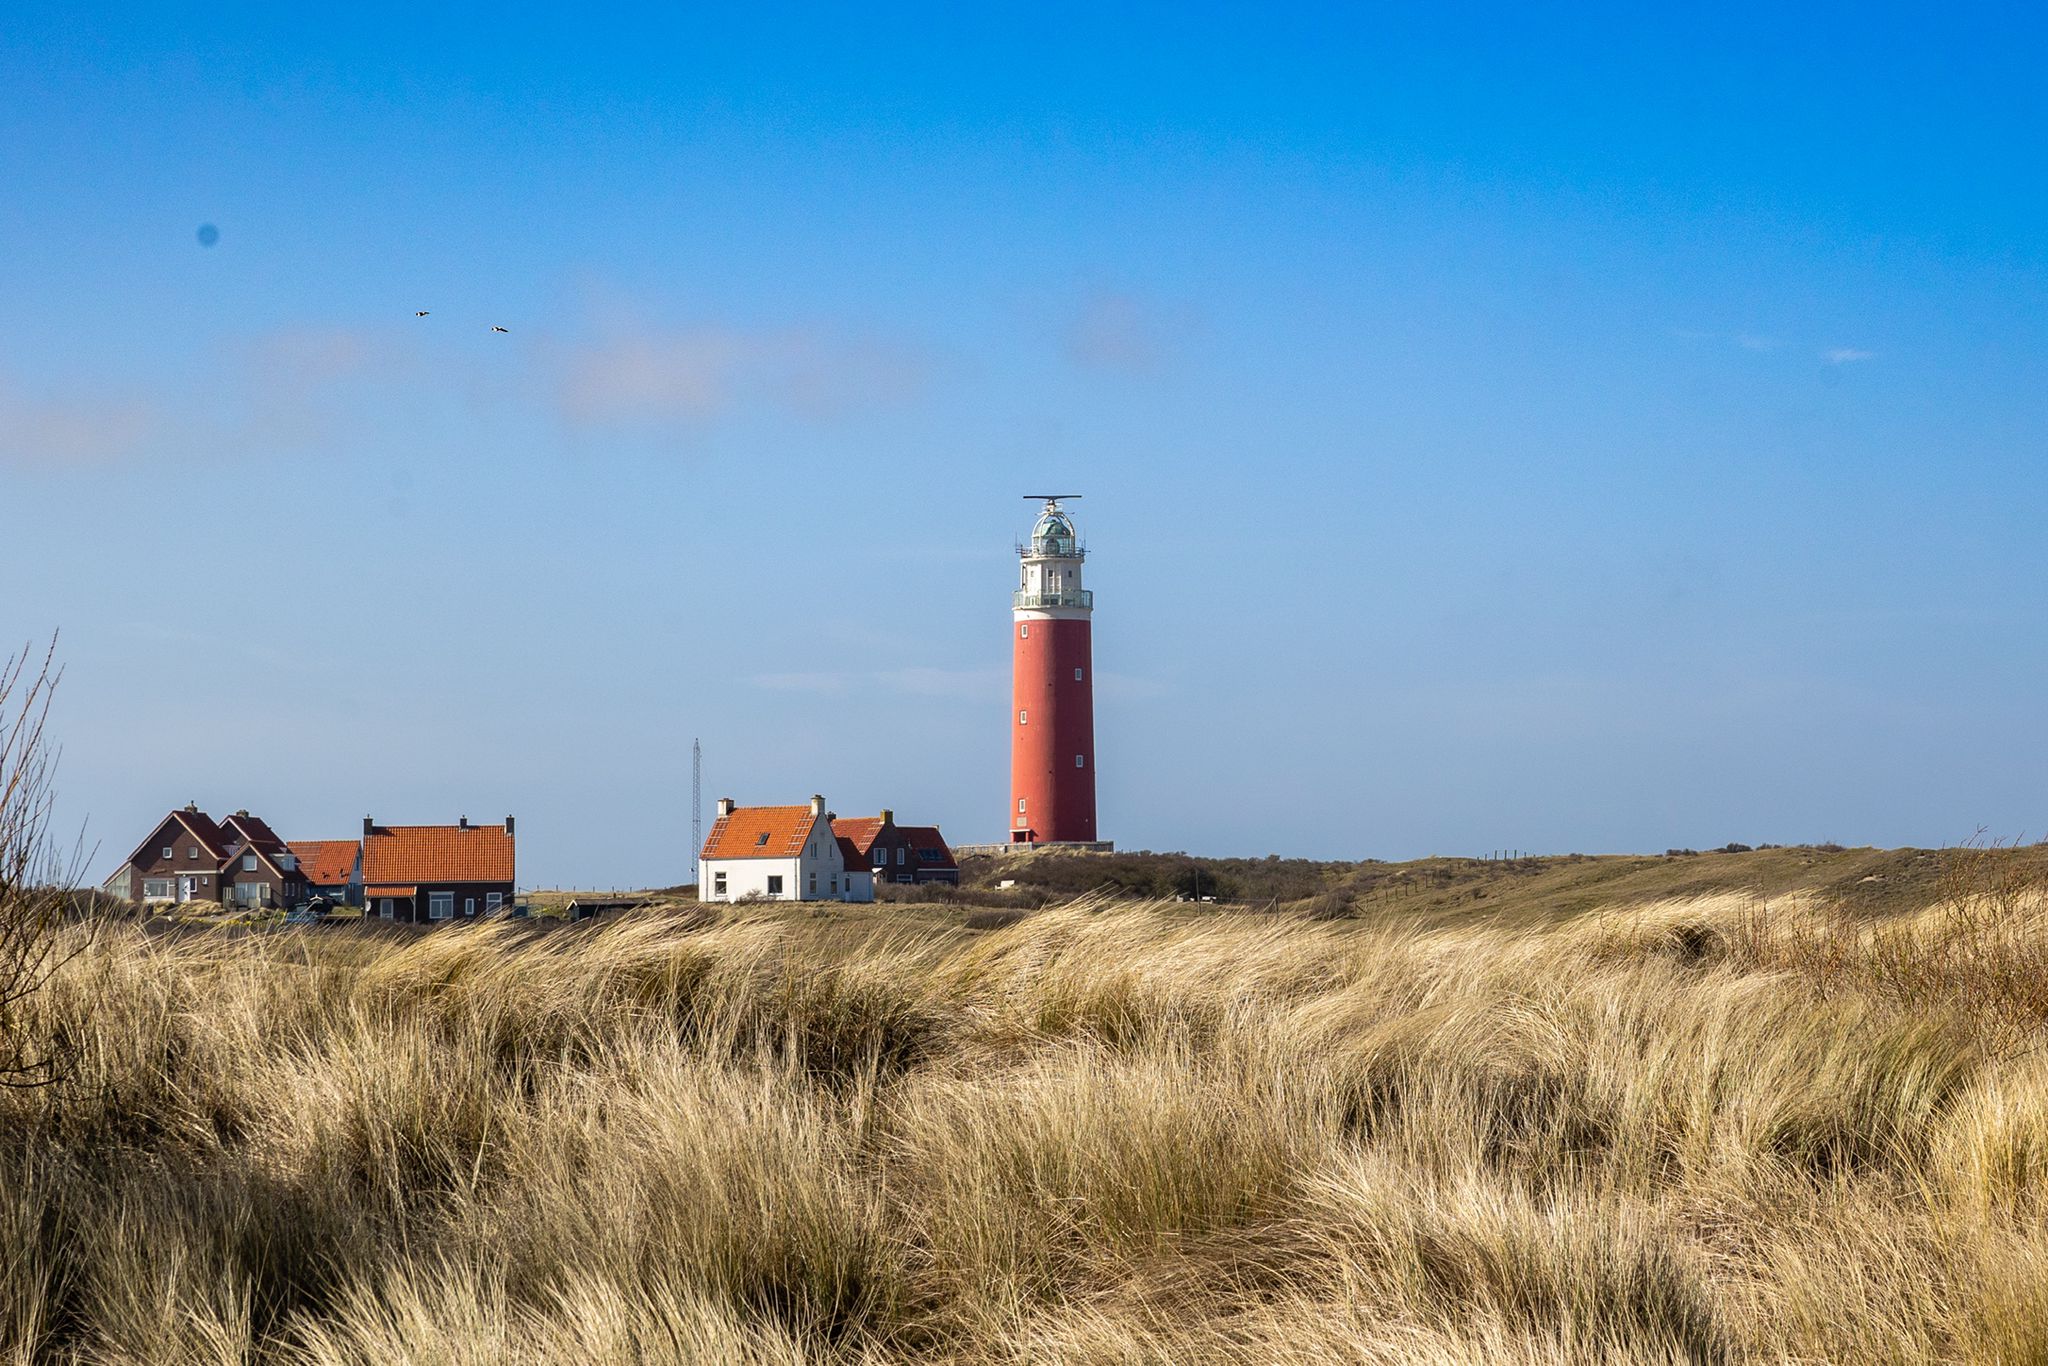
[103,804,232,905]
[289,839,364,907]
[363,816,515,923]
[831,809,960,886]
[103,804,315,908]
[216,810,309,909]
[699,796,874,903]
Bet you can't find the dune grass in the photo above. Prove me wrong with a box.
[2,882,2046,1362]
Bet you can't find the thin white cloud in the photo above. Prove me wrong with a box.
[751,668,1002,699]
[1735,334,1782,352]
[750,672,854,695]
[1822,347,1876,364]
[0,379,161,467]
[557,321,929,428]
[1063,290,1198,377]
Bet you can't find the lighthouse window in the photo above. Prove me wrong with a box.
[1074,668,1084,681]
[1075,754,1085,768]
[1018,798,1027,813]
[1018,710,1028,725]
[1019,624,1029,639]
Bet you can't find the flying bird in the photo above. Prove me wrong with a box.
[414,310,429,317]
[491,325,509,333]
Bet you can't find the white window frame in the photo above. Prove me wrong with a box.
[896,847,905,865]
[486,893,502,912]
[464,897,476,917]
[428,891,454,921]
[713,871,728,896]
[162,846,173,860]
[379,899,394,920]
[242,854,258,872]
[1018,797,1027,813]
[1018,710,1027,725]
[1076,753,1085,767]
[143,878,173,901]
[1019,624,1029,638]
[1074,668,1084,681]
[189,845,199,858]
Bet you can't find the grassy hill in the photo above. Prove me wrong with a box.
[947,840,2032,923]
[3,849,2047,1361]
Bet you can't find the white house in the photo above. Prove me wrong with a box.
[698,795,876,903]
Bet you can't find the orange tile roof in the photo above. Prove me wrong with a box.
[830,817,884,855]
[289,839,361,886]
[366,884,417,898]
[363,824,514,884]
[701,805,824,860]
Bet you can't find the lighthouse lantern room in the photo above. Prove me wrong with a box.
[1010,495,1098,844]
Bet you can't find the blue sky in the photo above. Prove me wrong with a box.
[3,2,2045,887]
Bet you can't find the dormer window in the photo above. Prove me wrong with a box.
[242,854,257,872]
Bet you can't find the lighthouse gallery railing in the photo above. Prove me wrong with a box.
[1012,590,1094,611]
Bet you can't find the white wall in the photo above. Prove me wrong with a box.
[700,804,882,903]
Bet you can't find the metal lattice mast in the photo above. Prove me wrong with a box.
[692,737,702,889]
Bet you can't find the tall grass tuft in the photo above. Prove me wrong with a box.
[2,861,2046,1361]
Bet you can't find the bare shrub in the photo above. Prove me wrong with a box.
[0,635,84,1088]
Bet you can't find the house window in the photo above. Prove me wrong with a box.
[143,878,173,900]
[464,897,476,917]
[242,854,257,872]
[809,873,817,894]
[896,847,905,865]
[755,832,770,847]
[1074,668,1084,682]
[379,899,393,919]
[713,871,728,895]
[830,876,838,893]
[920,848,941,862]
[767,875,784,896]
[189,845,199,858]
[1018,710,1027,725]
[486,893,502,912]
[1076,754,1085,768]
[162,846,173,860]
[428,892,454,920]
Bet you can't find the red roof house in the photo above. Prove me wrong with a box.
[362,816,515,923]
[698,796,873,903]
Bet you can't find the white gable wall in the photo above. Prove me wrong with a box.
[702,806,865,902]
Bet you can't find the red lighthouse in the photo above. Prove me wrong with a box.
[1010,496,1098,844]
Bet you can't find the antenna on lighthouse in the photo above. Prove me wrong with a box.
[1022,493,1084,503]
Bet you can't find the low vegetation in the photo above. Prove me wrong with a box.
[4,850,2048,1362]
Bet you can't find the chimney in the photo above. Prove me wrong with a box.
[880,808,894,826]
[504,815,515,838]
[716,797,735,818]
[363,815,374,837]
[810,794,826,816]
[459,815,469,830]
[185,801,198,813]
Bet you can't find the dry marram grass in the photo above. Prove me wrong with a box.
[2,881,2047,1362]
